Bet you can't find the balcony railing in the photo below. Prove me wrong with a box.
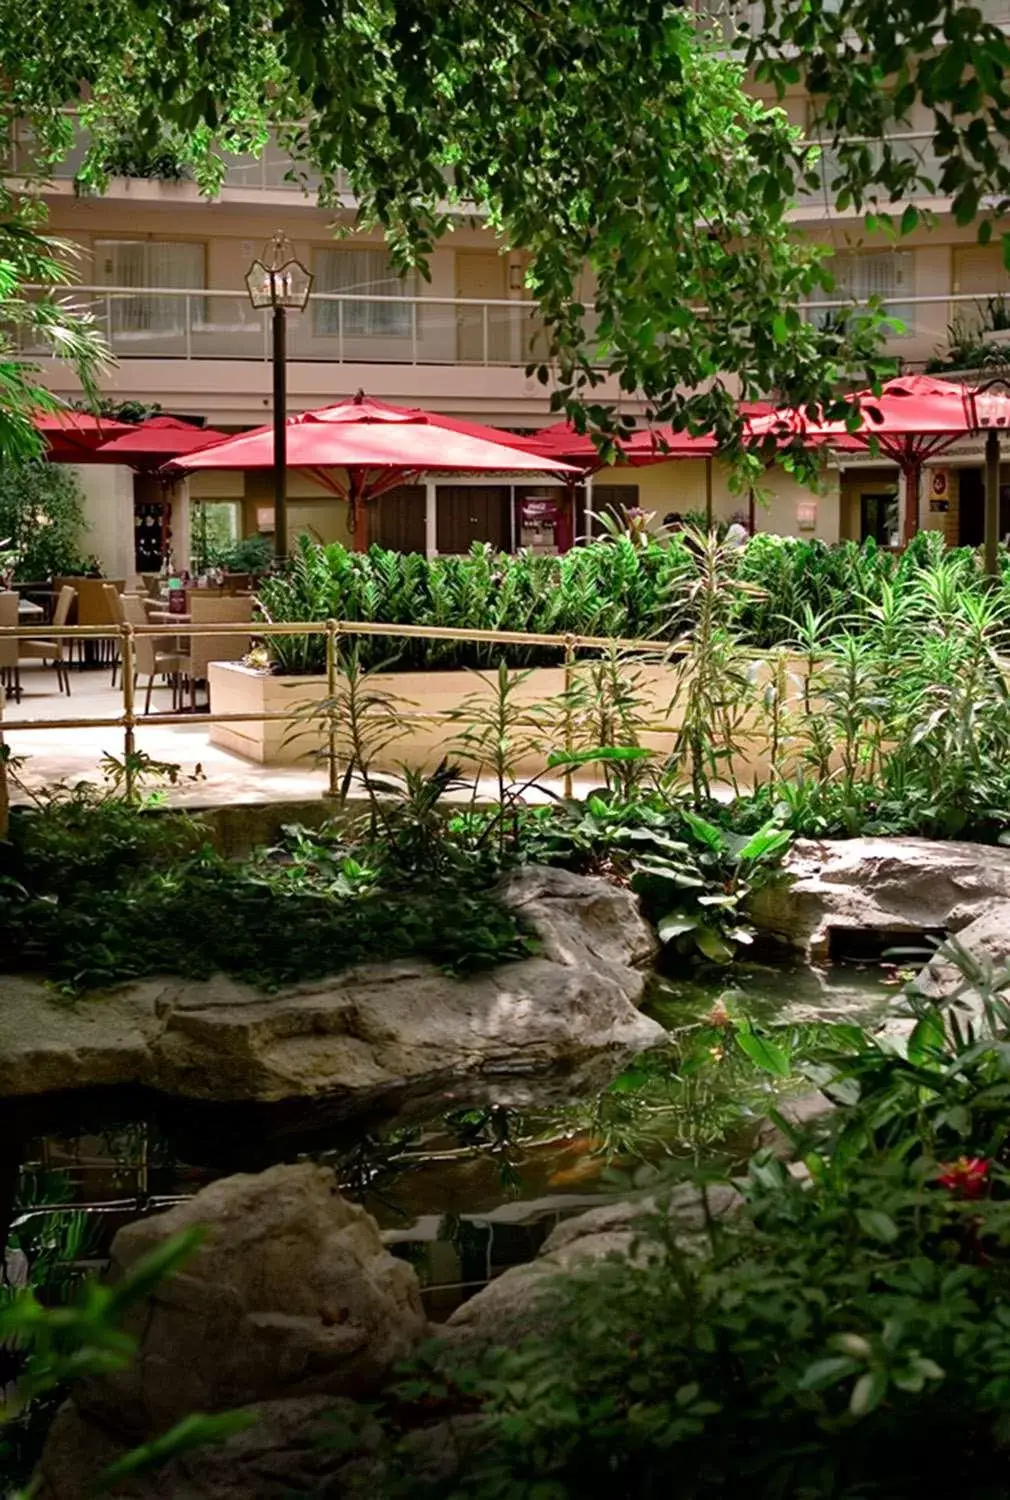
[796,133,950,206]
[18,283,1010,367]
[20,286,559,368]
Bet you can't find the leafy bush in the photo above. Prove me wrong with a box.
[0,459,88,580]
[208,531,274,575]
[257,534,695,673]
[370,954,1010,1500]
[0,785,531,992]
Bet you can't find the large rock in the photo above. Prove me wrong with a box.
[442,1182,740,1350]
[751,837,1010,959]
[35,1164,424,1499]
[0,866,663,1112]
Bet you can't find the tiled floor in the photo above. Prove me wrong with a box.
[1,663,568,808]
[1,663,331,806]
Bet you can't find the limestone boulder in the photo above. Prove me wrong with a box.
[36,1165,424,1499]
[442,1182,740,1351]
[750,837,1010,959]
[0,866,664,1112]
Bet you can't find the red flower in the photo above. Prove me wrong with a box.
[936,1157,993,1200]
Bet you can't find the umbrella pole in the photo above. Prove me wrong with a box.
[985,427,1001,578]
[901,461,921,546]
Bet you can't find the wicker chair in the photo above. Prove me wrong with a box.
[119,593,186,715]
[177,594,253,711]
[0,592,20,704]
[19,584,76,695]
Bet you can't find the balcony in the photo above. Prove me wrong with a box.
[795,133,950,211]
[21,286,560,368]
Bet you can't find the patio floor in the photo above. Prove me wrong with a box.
[1,663,568,809]
[2,663,331,807]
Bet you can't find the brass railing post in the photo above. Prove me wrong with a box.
[121,622,137,801]
[0,682,8,841]
[324,617,340,800]
[562,634,576,800]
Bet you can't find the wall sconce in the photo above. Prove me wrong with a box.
[256,506,276,532]
[796,500,817,532]
[509,262,524,291]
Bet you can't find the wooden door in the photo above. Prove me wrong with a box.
[437,487,511,553]
[367,485,426,553]
[455,251,508,363]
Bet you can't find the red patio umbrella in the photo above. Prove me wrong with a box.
[95,415,233,469]
[35,410,135,461]
[527,420,719,470]
[751,375,980,544]
[171,393,576,549]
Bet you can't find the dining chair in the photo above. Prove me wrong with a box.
[119,592,186,715]
[176,594,253,711]
[0,592,20,704]
[102,583,126,687]
[19,584,76,695]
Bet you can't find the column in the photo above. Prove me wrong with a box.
[425,480,437,559]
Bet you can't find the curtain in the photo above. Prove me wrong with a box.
[809,251,914,337]
[95,240,204,337]
[313,247,415,338]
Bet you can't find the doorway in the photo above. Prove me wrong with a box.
[436,487,511,553]
[455,251,508,364]
[859,492,898,545]
[367,485,426,553]
[959,468,984,546]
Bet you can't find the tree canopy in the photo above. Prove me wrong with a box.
[1,0,1006,460]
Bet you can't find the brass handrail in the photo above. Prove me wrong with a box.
[0,616,681,804]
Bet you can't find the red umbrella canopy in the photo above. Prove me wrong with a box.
[171,394,576,498]
[528,420,719,470]
[35,410,135,461]
[95,415,232,468]
[752,374,984,544]
[751,375,977,459]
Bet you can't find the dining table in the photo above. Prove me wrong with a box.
[17,599,44,619]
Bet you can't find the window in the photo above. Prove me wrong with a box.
[312,247,416,337]
[94,240,205,337]
[809,251,914,336]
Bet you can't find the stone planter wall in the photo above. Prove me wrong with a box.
[208,656,815,780]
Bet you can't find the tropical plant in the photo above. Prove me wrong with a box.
[361,948,1010,1500]
[0,458,88,580]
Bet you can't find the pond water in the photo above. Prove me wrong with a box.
[4,959,896,1322]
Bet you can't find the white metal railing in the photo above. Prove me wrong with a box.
[19,285,561,368]
[18,282,1010,366]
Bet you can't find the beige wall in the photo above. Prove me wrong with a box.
[72,463,137,585]
[594,457,838,540]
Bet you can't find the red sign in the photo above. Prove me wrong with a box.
[521,498,559,524]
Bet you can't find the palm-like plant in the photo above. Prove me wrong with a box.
[0,192,108,460]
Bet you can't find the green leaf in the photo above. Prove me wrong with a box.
[907,1010,946,1064]
[856,1209,899,1244]
[799,1356,860,1391]
[734,1025,791,1077]
[695,925,735,964]
[679,808,727,853]
[657,913,700,942]
[850,1368,888,1417]
[546,746,652,769]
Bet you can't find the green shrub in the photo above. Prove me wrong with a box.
[0,786,530,992]
[0,459,88,581]
[372,957,1010,1500]
[257,534,694,673]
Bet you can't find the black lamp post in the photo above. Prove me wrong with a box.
[968,354,1010,577]
[244,232,312,562]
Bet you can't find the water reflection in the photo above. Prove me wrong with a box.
[1,960,897,1322]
